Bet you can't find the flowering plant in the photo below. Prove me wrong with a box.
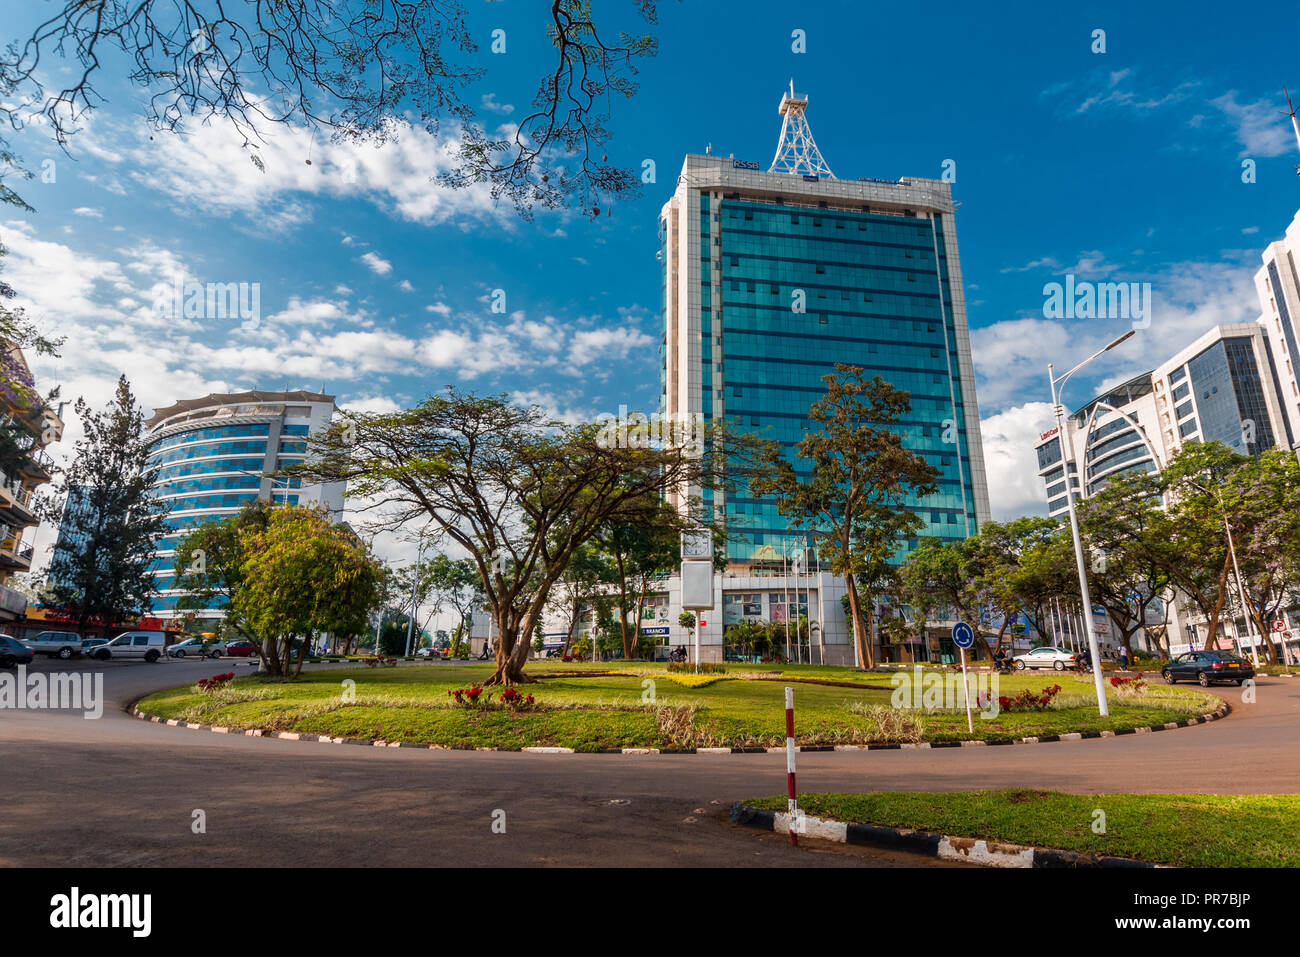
[1109,672,1147,695]
[997,684,1062,712]
[197,672,235,692]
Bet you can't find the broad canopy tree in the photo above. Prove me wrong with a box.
[293,388,743,685]
[233,505,386,678]
[3,1,662,218]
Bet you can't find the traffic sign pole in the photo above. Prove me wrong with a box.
[952,622,975,733]
[959,647,973,733]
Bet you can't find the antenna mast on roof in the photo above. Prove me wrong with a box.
[1283,86,1300,176]
[769,80,835,179]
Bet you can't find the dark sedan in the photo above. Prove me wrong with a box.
[0,634,35,668]
[1161,650,1255,686]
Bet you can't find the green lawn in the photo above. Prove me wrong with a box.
[745,790,1299,867]
[137,660,1221,750]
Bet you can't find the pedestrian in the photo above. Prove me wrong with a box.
[1118,644,1130,671]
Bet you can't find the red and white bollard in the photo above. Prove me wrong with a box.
[785,686,798,846]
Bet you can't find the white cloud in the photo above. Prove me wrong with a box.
[72,207,103,218]
[397,279,414,292]
[979,402,1057,520]
[972,255,1261,414]
[1211,91,1295,158]
[425,302,452,316]
[481,93,515,115]
[82,117,512,231]
[359,251,392,275]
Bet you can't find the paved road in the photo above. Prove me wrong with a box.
[2,658,1296,867]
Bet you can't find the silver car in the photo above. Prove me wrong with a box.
[20,630,86,660]
[1012,646,1078,671]
[167,637,226,659]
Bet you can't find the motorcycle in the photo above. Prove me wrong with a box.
[668,646,688,663]
[993,654,1016,675]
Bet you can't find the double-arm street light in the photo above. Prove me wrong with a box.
[1049,329,1135,718]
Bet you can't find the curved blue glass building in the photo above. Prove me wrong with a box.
[143,390,345,621]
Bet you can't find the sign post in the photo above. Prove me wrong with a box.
[680,529,714,675]
[952,622,975,733]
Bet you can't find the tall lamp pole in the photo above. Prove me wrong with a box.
[1049,329,1135,718]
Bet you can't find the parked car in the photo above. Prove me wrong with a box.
[0,634,34,668]
[1012,646,1078,671]
[20,630,86,660]
[224,640,259,658]
[167,637,227,659]
[87,631,168,663]
[1161,651,1255,686]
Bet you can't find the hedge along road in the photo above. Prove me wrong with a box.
[2,657,1296,868]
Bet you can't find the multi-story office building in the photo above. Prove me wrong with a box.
[1033,323,1293,656]
[660,86,990,570]
[0,345,63,623]
[1035,323,1287,520]
[653,87,990,664]
[143,390,345,621]
[1254,207,1300,450]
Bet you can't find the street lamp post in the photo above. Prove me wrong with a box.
[1049,329,1135,718]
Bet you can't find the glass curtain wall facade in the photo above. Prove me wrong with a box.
[142,391,345,618]
[661,153,991,566]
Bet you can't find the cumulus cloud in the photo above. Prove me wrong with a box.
[359,251,392,275]
[978,402,1057,520]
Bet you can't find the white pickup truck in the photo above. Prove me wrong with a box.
[20,630,86,659]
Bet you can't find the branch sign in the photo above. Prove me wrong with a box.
[952,622,975,733]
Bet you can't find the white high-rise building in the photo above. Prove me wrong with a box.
[1253,208,1300,451]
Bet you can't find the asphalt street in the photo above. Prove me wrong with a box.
[2,657,1296,867]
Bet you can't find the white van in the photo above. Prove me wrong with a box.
[88,631,168,663]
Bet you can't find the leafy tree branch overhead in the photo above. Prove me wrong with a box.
[2,0,666,217]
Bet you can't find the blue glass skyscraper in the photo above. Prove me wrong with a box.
[660,89,990,567]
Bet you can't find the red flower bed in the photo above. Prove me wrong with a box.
[1110,672,1147,692]
[997,683,1062,712]
[197,672,235,692]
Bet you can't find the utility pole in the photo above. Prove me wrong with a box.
[405,536,425,657]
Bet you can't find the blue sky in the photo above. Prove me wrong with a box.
[4,0,1300,571]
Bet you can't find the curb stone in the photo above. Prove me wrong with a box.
[128,698,1229,753]
[729,802,1160,868]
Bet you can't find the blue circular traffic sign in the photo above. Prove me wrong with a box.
[952,622,975,649]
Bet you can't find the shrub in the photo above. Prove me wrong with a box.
[447,684,537,711]
[196,672,236,692]
[1109,672,1148,696]
[846,702,926,743]
[997,684,1062,712]
[667,661,725,674]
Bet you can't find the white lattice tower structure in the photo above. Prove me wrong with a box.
[769,80,835,179]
